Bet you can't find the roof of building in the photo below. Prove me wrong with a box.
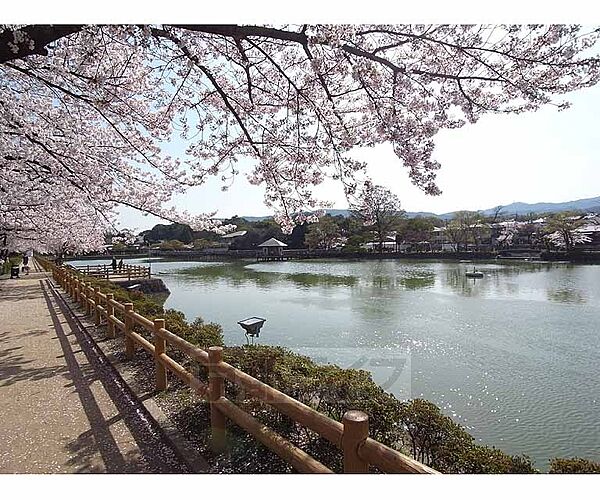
[221,230,248,239]
[258,238,288,247]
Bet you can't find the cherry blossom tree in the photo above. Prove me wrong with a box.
[2,24,600,251]
[350,181,404,252]
[543,212,592,250]
[496,221,520,247]
[305,216,343,250]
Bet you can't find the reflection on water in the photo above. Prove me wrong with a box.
[171,261,360,288]
[547,287,586,304]
[67,257,600,468]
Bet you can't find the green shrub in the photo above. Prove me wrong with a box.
[549,457,600,473]
[2,255,22,274]
[397,399,537,473]
[162,309,223,348]
[454,445,536,474]
[224,345,314,389]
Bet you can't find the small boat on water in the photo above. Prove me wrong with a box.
[465,267,484,278]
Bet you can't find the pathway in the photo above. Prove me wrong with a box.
[0,262,190,473]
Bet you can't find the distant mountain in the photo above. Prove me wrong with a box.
[240,209,439,220]
[325,209,440,219]
[239,195,600,222]
[476,196,600,218]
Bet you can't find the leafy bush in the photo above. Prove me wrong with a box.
[224,345,314,389]
[549,457,600,473]
[397,399,536,473]
[160,309,223,348]
[2,255,22,274]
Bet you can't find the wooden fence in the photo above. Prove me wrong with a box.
[69,263,151,281]
[49,263,438,474]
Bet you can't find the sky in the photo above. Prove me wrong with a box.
[117,82,600,231]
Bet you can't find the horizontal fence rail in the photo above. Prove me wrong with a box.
[68,263,151,281]
[47,262,438,475]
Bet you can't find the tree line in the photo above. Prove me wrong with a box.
[116,202,598,254]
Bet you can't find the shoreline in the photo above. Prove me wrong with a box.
[66,249,600,264]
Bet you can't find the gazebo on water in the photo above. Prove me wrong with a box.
[257,238,288,261]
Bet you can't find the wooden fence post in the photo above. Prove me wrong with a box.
[106,294,115,338]
[342,410,370,473]
[73,278,79,303]
[124,303,135,359]
[83,281,88,308]
[154,319,167,391]
[208,346,226,453]
[85,283,92,315]
[94,287,101,325]
[82,282,87,311]
[79,281,86,308]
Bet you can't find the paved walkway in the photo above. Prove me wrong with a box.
[0,263,189,473]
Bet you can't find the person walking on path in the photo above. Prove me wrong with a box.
[22,253,30,275]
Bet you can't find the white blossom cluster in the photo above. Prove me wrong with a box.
[2,24,600,249]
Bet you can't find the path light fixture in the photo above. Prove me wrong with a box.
[238,317,266,345]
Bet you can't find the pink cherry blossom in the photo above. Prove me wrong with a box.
[1,25,600,249]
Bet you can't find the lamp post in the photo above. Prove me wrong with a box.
[238,317,267,345]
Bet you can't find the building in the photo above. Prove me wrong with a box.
[257,238,288,260]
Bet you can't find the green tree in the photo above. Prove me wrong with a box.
[144,223,194,244]
[446,211,490,252]
[396,217,435,250]
[350,182,405,252]
[192,238,215,250]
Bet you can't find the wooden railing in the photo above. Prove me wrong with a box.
[49,263,438,474]
[69,263,151,281]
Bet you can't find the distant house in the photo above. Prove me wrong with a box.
[258,237,287,258]
[362,235,397,252]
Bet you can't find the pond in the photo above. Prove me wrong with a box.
[69,257,600,468]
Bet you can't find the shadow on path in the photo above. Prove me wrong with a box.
[40,280,190,473]
[0,280,46,302]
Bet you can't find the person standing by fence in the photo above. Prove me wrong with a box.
[118,258,124,270]
[111,256,117,272]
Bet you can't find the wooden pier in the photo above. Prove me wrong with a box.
[68,263,151,281]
